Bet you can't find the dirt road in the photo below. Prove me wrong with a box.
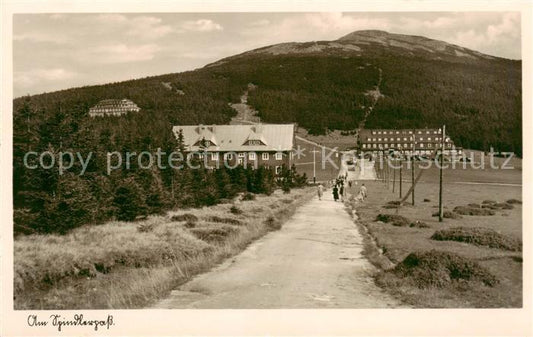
[153,191,403,309]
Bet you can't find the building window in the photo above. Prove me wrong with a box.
[418,131,422,134]
[224,153,233,160]
[384,138,388,141]
[275,152,283,160]
[428,137,432,141]
[362,144,366,149]
[371,131,376,135]
[384,143,388,148]
[395,131,399,134]
[396,138,400,141]
[377,131,381,134]
[372,144,377,148]
[211,152,219,161]
[378,138,382,141]
[262,153,269,160]
[426,131,430,134]
[403,137,407,141]
[249,152,256,160]
[238,158,244,165]
[419,137,423,141]
[408,131,413,134]
[275,166,282,174]
[238,152,245,158]
[198,153,205,159]
[420,144,425,148]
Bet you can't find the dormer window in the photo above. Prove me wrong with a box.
[244,139,266,146]
[194,138,216,147]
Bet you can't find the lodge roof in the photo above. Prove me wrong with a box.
[172,124,294,152]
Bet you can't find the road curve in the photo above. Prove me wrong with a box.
[153,191,403,309]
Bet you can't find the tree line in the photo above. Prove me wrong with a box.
[13,98,306,235]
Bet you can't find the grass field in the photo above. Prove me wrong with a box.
[348,160,522,308]
[14,187,315,309]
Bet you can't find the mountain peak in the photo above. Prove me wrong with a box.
[336,29,496,60]
[343,29,391,37]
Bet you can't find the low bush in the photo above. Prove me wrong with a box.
[481,202,512,210]
[467,203,481,208]
[137,223,156,233]
[410,221,430,229]
[432,211,462,219]
[184,221,196,229]
[189,225,239,243]
[241,193,256,201]
[431,227,522,251]
[264,216,281,231]
[423,198,431,202]
[453,206,495,216]
[376,213,410,227]
[391,250,498,288]
[481,204,498,210]
[494,203,514,210]
[506,199,522,204]
[171,213,198,223]
[230,206,243,215]
[207,216,243,226]
[482,200,496,204]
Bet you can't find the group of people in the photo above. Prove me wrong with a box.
[316,176,367,202]
[332,177,347,202]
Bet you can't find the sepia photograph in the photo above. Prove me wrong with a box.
[2,1,532,336]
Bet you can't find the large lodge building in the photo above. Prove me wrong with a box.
[358,128,461,156]
[172,124,294,173]
[89,99,141,117]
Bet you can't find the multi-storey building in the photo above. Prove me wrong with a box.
[358,128,461,156]
[88,99,141,117]
[172,124,294,173]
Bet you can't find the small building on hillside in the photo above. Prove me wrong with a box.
[358,128,461,156]
[89,99,141,117]
[172,124,294,173]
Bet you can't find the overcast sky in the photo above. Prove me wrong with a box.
[13,12,521,97]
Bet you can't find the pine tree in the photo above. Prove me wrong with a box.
[113,176,147,221]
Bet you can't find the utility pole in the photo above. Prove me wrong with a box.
[312,147,317,184]
[411,130,415,206]
[392,159,396,193]
[386,150,390,189]
[399,146,403,198]
[439,125,446,222]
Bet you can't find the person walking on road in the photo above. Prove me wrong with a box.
[317,183,324,200]
[340,184,345,202]
[360,183,368,200]
[332,185,339,202]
